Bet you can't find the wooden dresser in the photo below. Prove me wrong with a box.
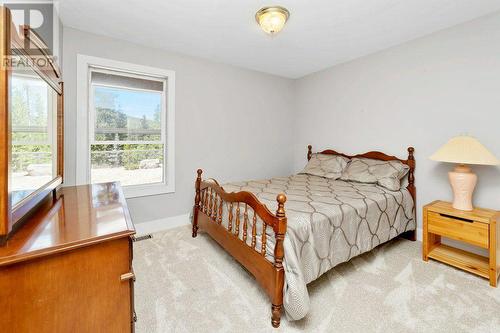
[0,182,136,332]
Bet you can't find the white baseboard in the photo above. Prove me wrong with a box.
[134,213,191,236]
[416,227,423,242]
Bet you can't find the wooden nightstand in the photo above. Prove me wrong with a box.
[423,200,500,287]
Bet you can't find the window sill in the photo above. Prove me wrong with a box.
[121,182,174,198]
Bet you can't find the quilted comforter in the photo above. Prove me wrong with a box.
[222,174,415,321]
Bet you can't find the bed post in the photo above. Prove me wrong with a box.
[407,147,416,201]
[405,147,417,241]
[271,194,287,328]
[192,169,202,238]
[307,145,312,161]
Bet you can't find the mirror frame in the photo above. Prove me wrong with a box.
[0,7,64,244]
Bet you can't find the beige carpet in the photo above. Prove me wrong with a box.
[133,225,500,333]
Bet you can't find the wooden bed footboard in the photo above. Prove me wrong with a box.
[192,169,287,328]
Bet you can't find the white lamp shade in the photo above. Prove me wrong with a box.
[430,135,500,165]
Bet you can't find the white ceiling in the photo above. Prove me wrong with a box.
[58,0,500,78]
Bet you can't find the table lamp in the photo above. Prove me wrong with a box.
[430,135,499,211]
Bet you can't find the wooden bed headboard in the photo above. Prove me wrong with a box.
[307,145,416,204]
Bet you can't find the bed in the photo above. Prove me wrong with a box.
[192,146,416,327]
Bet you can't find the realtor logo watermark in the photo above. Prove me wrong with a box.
[1,1,60,70]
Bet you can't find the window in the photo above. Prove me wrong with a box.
[77,56,175,197]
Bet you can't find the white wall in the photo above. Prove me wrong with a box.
[63,11,500,230]
[62,27,295,223]
[293,12,500,235]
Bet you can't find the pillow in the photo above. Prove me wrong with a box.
[340,157,409,191]
[300,153,349,179]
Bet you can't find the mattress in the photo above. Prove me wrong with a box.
[222,174,415,321]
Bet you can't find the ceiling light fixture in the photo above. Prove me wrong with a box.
[255,6,290,35]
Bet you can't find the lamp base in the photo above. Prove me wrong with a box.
[448,165,477,211]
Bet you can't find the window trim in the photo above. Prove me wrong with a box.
[76,55,175,198]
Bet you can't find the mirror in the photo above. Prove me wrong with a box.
[10,55,59,207]
[0,6,63,244]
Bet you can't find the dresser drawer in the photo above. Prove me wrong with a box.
[427,211,489,248]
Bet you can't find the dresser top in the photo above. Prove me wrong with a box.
[425,200,500,224]
[0,182,135,267]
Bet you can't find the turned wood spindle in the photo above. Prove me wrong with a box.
[201,189,205,213]
[211,191,217,220]
[271,193,287,328]
[204,188,209,214]
[213,194,218,221]
[235,203,240,237]
[200,189,205,213]
[208,188,213,218]
[243,204,248,243]
[228,202,233,232]
[407,147,416,202]
[192,169,202,238]
[406,147,417,241]
[217,198,223,224]
[209,190,214,219]
[251,211,257,249]
[274,194,287,269]
[261,223,267,256]
[271,194,287,327]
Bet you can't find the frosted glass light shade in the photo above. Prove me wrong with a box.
[255,6,290,35]
[430,135,500,165]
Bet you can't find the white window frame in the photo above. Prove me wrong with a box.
[76,55,175,198]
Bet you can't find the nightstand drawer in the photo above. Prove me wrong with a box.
[427,211,489,248]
